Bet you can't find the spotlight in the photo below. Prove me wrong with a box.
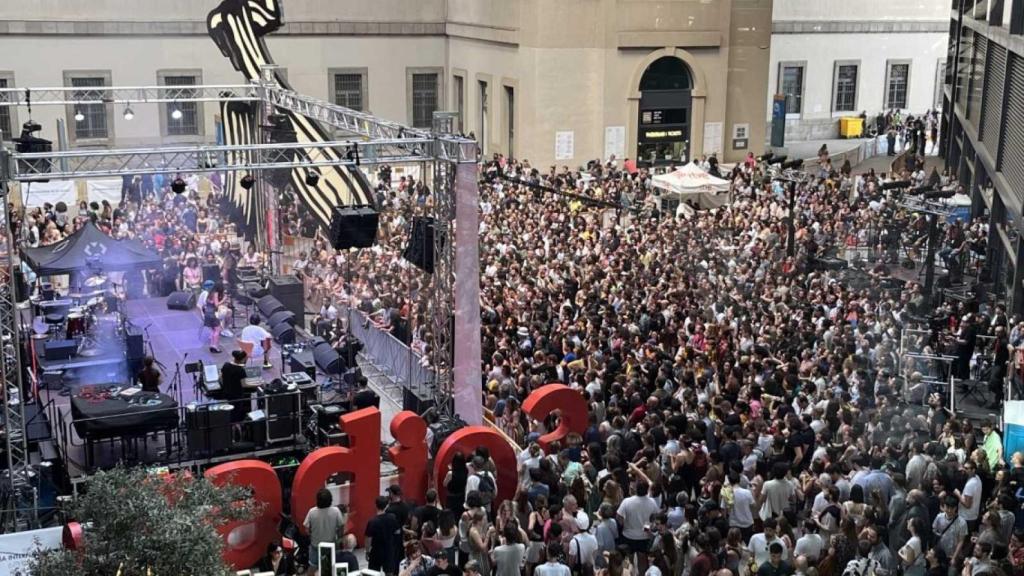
[123,107,134,121]
[305,170,320,187]
[240,174,255,190]
[74,110,85,122]
[171,178,187,194]
[171,108,183,120]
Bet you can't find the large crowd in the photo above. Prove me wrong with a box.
[12,136,1024,576]
[293,148,1024,576]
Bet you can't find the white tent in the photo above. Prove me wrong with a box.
[651,162,731,213]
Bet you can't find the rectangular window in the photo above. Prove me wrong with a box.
[333,73,363,111]
[886,62,910,109]
[411,73,438,129]
[162,75,200,137]
[780,64,804,114]
[0,77,11,141]
[505,85,515,158]
[71,76,109,140]
[453,74,465,133]
[833,64,858,112]
[479,80,489,150]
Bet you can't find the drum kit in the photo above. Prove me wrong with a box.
[61,274,126,356]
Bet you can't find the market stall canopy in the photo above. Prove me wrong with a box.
[21,222,162,275]
[651,162,731,195]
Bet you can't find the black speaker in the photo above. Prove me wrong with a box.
[403,386,435,413]
[271,322,296,344]
[269,275,305,321]
[403,216,437,274]
[313,341,343,375]
[12,268,27,302]
[186,403,233,456]
[263,390,299,442]
[166,291,196,311]
[329,205,379,250]
[126,326,145,362]
[44,340,77,361]
[202,263,221,284]
[814,257,848,271]
[268,310,296,327]
[289,349,317,381]
[257,295,286,318]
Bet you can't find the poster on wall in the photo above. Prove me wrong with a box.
[555,131,575,161]
[703,122,723,157]
[604,126,625,160]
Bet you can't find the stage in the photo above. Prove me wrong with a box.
[36,294,402,477]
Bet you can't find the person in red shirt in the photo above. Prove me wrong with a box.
[690,532,720,576]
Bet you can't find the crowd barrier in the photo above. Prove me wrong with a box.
[341,305,435,400]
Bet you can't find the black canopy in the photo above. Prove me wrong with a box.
[21,222,162,275]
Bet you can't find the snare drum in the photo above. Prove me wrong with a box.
[66,311,87,339]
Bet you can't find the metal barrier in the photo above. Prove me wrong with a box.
[342,305,435,405]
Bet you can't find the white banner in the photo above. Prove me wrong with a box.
[20,181,76,208]
[86,178,123,205]
[0,526,62,573]
[554,131,575,161]
[604,126,625,161]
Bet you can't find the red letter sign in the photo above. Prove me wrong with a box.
[434,426,517,508]
[291,407,381,546]
[522,383,588,452]
[205,459,283,569]
[388,411,428,504]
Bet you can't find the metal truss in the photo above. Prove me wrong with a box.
[428,112,459,419]
[0,84,258,106]
[261,85,478,164]
[0,179,32,532]
[7,140,435,181]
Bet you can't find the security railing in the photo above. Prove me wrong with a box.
[341,305,435,407]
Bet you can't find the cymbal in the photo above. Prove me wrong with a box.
[69,290,106,300]
[84,276,107,288]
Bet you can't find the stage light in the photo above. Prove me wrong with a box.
[123,106,134,121]
[305,170,320,187]
[171,107,183,120]
[171,177,187,194]
[73,110,85,122]
[240,174,255,190]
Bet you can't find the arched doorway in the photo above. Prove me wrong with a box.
[637,56,693,166]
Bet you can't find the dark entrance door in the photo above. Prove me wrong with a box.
[637,57,693,167]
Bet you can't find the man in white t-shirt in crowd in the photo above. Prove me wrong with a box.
[793,520,825,564]
[749,518,788,568]
[465,456,497,511]
[617,480,660,574]
[956,460,983,531]
[239,314,273,369]
[727,472,756,541]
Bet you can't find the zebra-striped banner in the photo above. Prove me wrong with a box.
[208,0,373,241]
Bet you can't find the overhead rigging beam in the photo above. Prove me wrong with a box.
[5,139,435,181]
[0,85,259,106]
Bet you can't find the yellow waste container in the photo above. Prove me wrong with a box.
[839,117,864,138]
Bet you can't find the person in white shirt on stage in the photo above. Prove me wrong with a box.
[239,314,273,369]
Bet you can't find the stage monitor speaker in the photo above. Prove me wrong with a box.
[44,340,77,361]
[403,386,435,413]
[403,216,436,274]
[263,390,299,442]
[202,263,222,284]
[166,291,196,311]
[313,341,343,375]
[126,326,145,362]
[246,409,267,449]
[257,295,286,318]
[329,205,379,250]
[269,275,305,322]
[268,310,296,327]
[289,350,317,381]
[271,322,296,345]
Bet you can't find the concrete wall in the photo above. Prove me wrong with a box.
[773,0,949,21]
[0,0,771,164]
